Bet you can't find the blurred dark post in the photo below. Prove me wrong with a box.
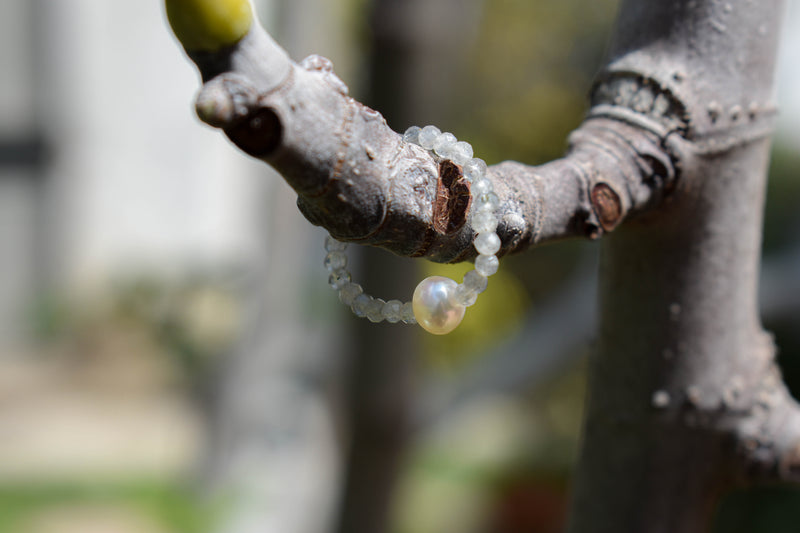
[0,0,49,349]
[333,2,483,533]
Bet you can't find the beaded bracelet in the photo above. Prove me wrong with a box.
[323,125,501,335]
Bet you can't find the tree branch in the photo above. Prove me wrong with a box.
[173,13,677,262]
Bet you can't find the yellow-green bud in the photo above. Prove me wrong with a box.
[165,0,253,52]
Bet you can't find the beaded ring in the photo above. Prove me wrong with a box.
[323,125,501,335]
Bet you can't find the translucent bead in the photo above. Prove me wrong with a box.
[324,251,347,271]
[463,270,488,293]
[471,210,498,233]
[401,301,416,324]
[366,298,386,323]
[351,293,372,317]
[475,232,501,255]
[418,125,441,149]
[450,141,474,165]
[463,158,487,182]
[382,299,403,323]
[475,192,500,212]
[412,276,465,335]
[324,235,347,252]
[328,268,351,290]
[475,254,499,276]
[403,126,421,144]
[433,132,457,157]
[471,178,492,197]
[338,282,363,305]
[452,283,478,307]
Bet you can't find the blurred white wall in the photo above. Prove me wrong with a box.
[37,0,273,287]
[0,0,290,348]
[777,0,800,144]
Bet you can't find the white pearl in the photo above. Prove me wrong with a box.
[412,276,465,335]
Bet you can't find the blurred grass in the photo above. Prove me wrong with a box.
[0,481,223,533]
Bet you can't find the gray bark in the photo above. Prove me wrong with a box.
[569,2,798,532]
[169,0,798,531]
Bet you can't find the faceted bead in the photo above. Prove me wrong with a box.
[382,299,403,323]
[324,251,347,271]
[471,210,498,233]
[418,125,441,149]
[351,293,372,317]
[338,282,363,305]
[366,298,386,323]
[412,276,465,335]
[452,283,478,307]
[401,301,417,324]
[450,141,473,165]
[475,254,499,276]
[463,158,487,182]
[403,126,421,144]
[328,268,351,290]
[433,132,457,157]
[475,192,500,212]
[475,232,501,255]
[471,178,492,197]
[463,270,488,293]
[324,235,347,252]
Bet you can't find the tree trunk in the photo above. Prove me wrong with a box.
[568,1,793,532]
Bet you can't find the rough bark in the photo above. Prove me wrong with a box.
[185,13,674,262]
[569,1,799,532]
[169,0,800,531]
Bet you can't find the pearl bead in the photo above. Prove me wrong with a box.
[412,276,465,335]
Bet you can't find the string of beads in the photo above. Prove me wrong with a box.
[323,125,501,335]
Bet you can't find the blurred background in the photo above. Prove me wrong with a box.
[0,0,798,532]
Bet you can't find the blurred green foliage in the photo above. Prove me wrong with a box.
[0,481,223,533]
[762,142,800,254]
[456,0,620,166]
